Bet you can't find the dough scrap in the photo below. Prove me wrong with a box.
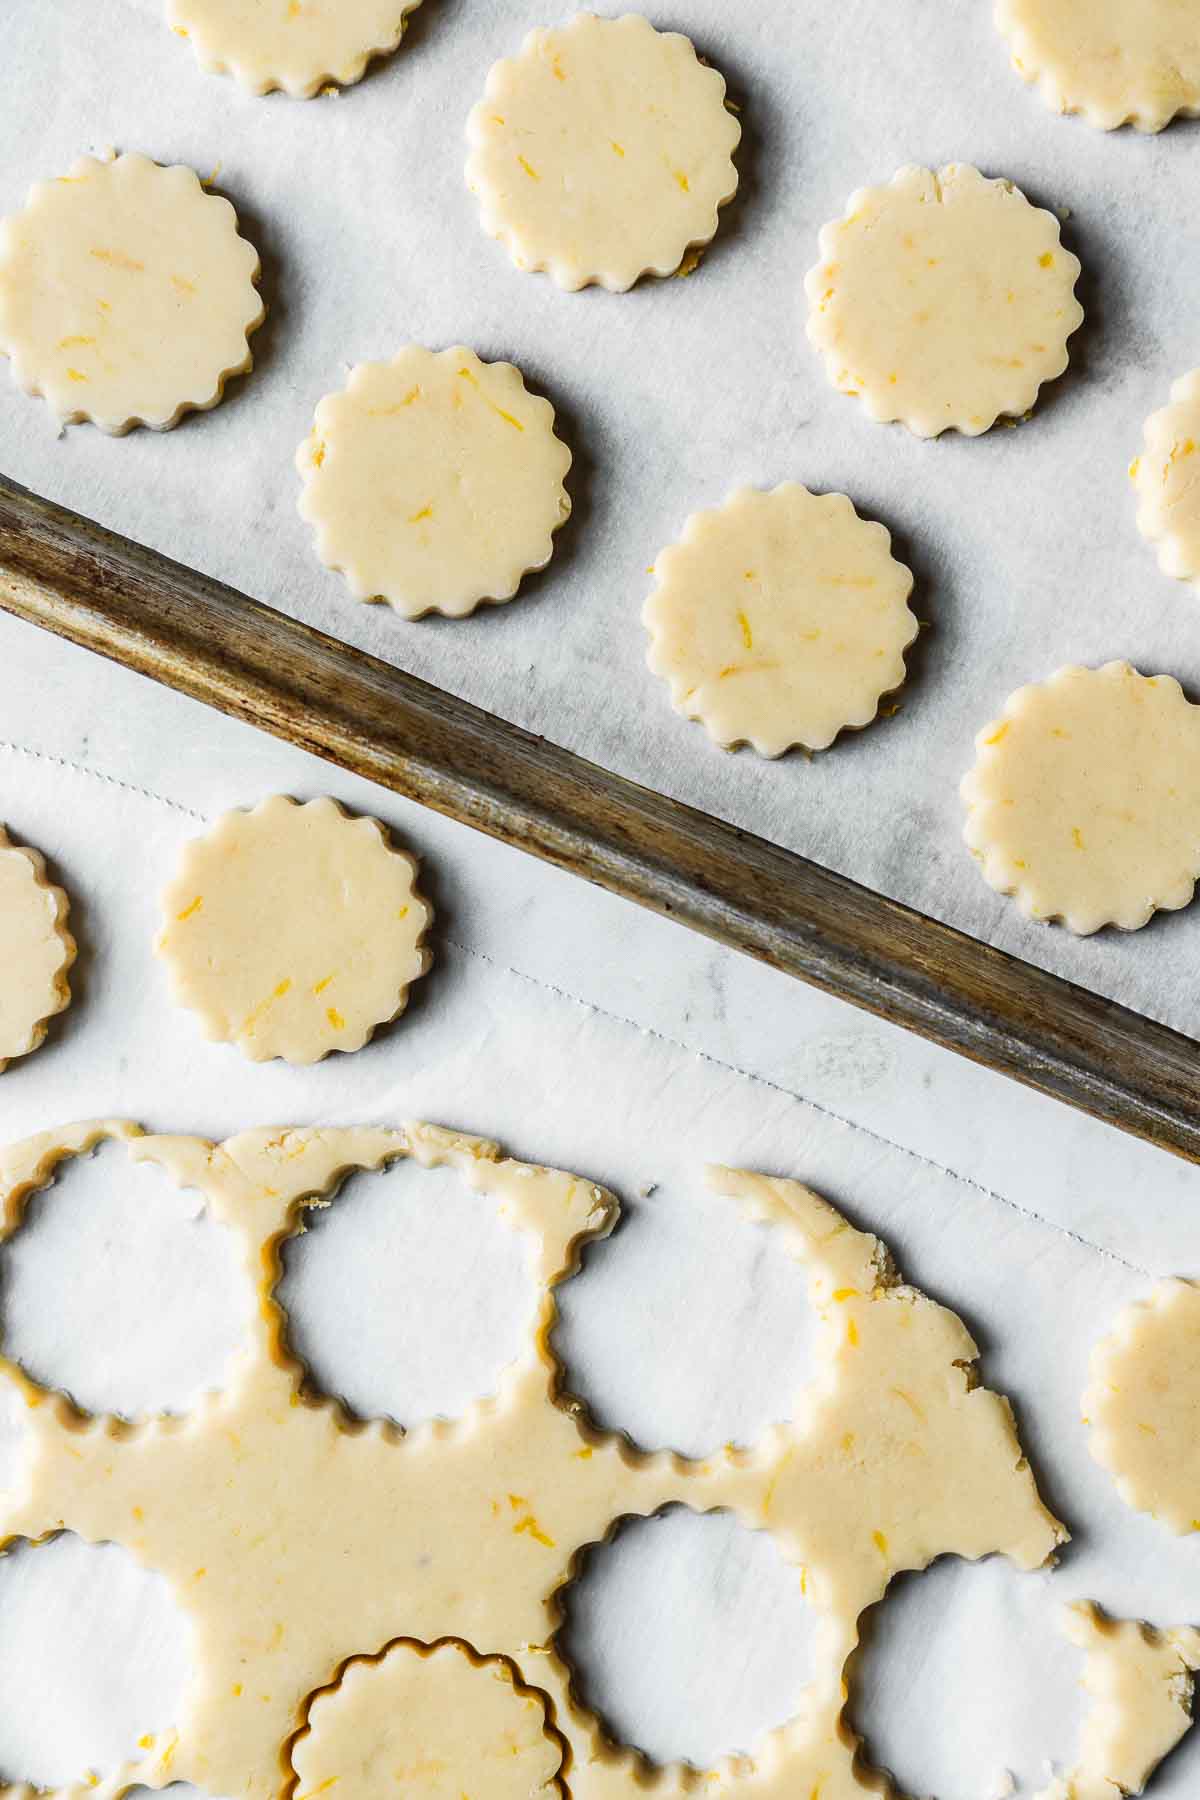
[297,345,572,618]
[995,0,1200,133]
[1035,1603,1200,1799]
[0,152,263,434]
[961,661,1200,934]
[166,0,421,97]
[0,1126,1063,1800]
[465,13,740,292]
[643,485,917,756]
[1084,1279,1200,1536]
[0,829,74,1073]
[155,794,432,1063]
[291,1638,566,1800]
[805,163,1083,438]
[1132,370,1200,586]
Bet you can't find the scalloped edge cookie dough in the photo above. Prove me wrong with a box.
[1084,1279,1200,1536]
[291,1638,566,1800]
[643,484,917,756]
[465,12,740,292]
[166,0,422,97]
[1035,1603,1200,1799]
[297,346,572,618]
[0,1129,1062,1800]
[805,163,1082,438]
[0,828,75,1073]
[1132,369,1200,585]
[0,152,263,434]
[961,661,1200,934]
[995,0,1200,133]
[155,794,432,1063]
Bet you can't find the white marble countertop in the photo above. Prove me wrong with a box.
[3,0,1200,1794]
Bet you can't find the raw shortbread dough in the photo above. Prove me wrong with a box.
[297,345,572,617]
[465,13,741,292]
[643,485,918,756]
[961,662,1200,934]
[0,152,263,434]
[1132,370,1200,586]
[995,0,1200,133]
[0,1126,1062,1800]
[805,164,1083,438]
[1035,1603,1200,1800]
[0,829,74,1073]
[155,794,431,1063]
[292,1639,565,1800]
[1084,1279,1200,1536]
[167,0,421,97]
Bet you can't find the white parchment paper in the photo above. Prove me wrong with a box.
[4,0,1200,1034]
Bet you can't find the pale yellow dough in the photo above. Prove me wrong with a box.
[297,346,572,618]
[643,485,917,756]
[0,1124,1062,1800]
[1132,370,1200,586]
[292,1639,565,1800]
[0,153,263,434]
[465,13,741,292]
[1084,1279,1200,1536]
[1036,1603,1200,1800]
[0,829,74,1073]
[996,0,1200,132]
[167,0,421,97]
[805,164,1082,438]
[155,795,432,1064]
[961,662,1200,934]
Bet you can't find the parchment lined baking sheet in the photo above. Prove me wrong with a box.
[4,0,1200,1037]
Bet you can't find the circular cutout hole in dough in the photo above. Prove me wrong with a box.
[465,12,741,292]
[804,163,1083,439]
[155,794,432,1064]
[1132,370,1200,587]
[643,484,917,757]
[0,827,75,1073]
[961,661,1200,935]
[1085,1280,1200,1536]
[166,0,421,98]
[0,152,264,435]
[296,345,572,618]
[291,1639,564,1800]
[995,0,1200,133]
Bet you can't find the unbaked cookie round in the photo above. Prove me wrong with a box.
[292,1641,563,1800]
[996,0,1200,133]
[297,345,572,618]
[1085,1281,1200,1536]
[961,662,1200,934]
[465,12,740,292]
[167,0,421,97]
[155,795,432,1064]
[1132,370,1200,587]
[643,484,917,757]
[0,152,263,434]
[0,828,75,1073]
[805,163,1083,438]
